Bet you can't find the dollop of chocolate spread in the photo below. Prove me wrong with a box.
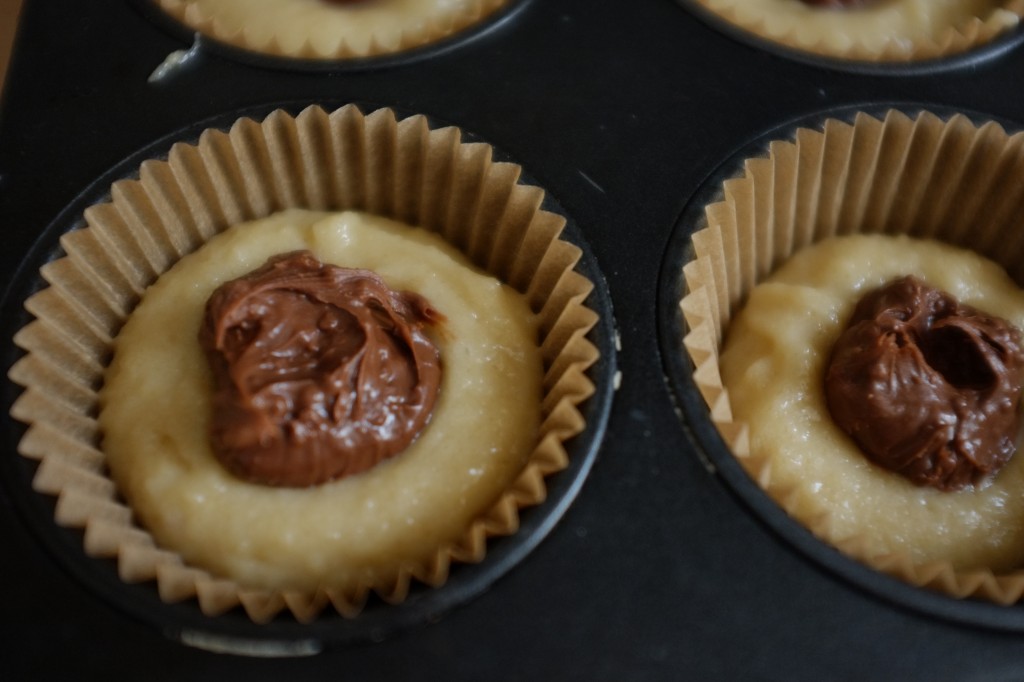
[200,251,444,487]
[825,276,1024,491]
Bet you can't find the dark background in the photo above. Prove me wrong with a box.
[3,1,1024,679]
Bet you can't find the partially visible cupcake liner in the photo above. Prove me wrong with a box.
[8,104,602,623]
[152,0,511,61]
[686,0,1024,64]
[680,109,1024,605]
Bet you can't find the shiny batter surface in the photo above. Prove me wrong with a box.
[720,235,1024,571]
[100,210,541,591]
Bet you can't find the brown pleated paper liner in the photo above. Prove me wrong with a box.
[8,104,601,623]
[690,0,1024,63]
[681,109,1024,605]
[153,0,510,60]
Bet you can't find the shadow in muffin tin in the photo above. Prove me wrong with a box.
[674,0,1024,77]
[130,0,536,73]
[0,100,618,655]
[656,101,1024,633]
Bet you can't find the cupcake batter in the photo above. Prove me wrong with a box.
[694,0,1017,56]
[100,210,541,592]
[155,0,509,58]
[720,235,1024,571]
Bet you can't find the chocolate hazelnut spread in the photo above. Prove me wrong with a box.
[826,276,1024,491]
[200,251,444,487]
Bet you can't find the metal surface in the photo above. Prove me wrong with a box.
[3,0,1024,679]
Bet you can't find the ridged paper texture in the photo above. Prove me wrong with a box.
[9,104,601,623]
[681,109,1024,605]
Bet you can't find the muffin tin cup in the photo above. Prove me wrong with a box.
[675,0,1024,76]
[658,103,1024,632]
[133,0,534,72]
[0,101,617,651]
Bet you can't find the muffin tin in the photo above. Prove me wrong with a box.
[5,0,1024,678]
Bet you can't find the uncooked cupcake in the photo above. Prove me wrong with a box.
[152,0,512,60]
[8,105,601,623]
[687,0,1024,62]
[100,209,543,597]
[720,235,1024,572]
[681,109,1024,604]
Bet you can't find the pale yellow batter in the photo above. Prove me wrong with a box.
[155,0,508,58]
[720,235,1024,571]
[99,210,541,592]
[694,0,1018,56]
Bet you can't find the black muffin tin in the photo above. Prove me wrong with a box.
[5,1,1024,679]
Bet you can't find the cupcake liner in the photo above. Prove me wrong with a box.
[688,0,1024,63]
[680,109,1024,605]
[8,104,601,623]
[152,0,511,61]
